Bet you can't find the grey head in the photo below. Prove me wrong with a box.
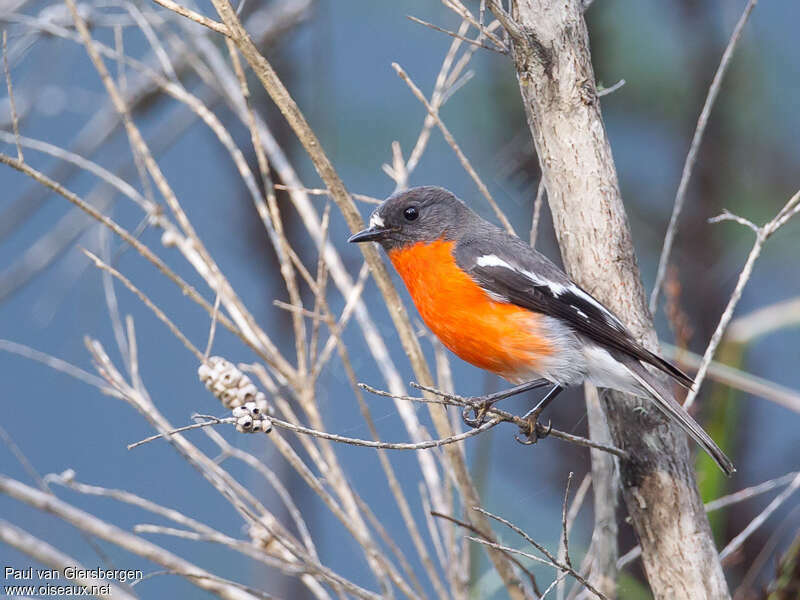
[348,186,473,251]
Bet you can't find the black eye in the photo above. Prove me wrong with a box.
[403,206,419,221]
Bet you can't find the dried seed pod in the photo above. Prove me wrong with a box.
[199,357,270,408]
[198,357,273,433]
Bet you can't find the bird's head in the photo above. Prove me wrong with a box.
[348,186,469,251]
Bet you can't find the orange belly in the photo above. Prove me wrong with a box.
[388,240,552,380]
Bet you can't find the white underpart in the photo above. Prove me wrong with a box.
[505,322,645,395]
[582,344,643,396]
[369,212,385,229]
[475,253,625,330]
[506,316,585,385]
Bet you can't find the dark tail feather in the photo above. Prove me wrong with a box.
[620,355,736,476]
[641,348,694,389]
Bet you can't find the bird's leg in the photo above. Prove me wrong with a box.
[515,384,564,445]
[462,378,550,428]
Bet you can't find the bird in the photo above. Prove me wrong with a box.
[348,185,735,476]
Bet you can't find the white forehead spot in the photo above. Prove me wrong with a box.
[369,213,384,229]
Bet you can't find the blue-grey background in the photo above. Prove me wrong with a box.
[1,1,799,598]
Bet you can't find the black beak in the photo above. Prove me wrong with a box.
[348,226,389,243]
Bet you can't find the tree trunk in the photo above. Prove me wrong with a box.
[493,1,730,597]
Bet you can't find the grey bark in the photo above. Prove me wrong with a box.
[493,1,730,598]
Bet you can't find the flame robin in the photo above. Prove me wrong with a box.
[349,186,734,476]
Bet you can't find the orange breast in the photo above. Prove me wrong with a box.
[388,240,551,380]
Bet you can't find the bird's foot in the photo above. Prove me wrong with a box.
[514,413,552,445]
[461,399,495,428]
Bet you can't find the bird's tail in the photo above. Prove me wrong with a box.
[615,353,736,476]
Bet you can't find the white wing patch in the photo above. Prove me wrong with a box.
[476,254,558,291]
[369,213,385,229]
[566,285,626,331]
[475,253,626,331]
[475,254,514,270]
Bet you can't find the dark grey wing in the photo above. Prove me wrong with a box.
[454,232,694,388]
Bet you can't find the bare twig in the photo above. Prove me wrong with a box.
[649,0,758,313]
[719,472,800,561]
[470,506,608,600]
[129,413,500,451]
[406,382,629,459]
[705,471,800,513]
[128,416,230,449]
[684,189,800,409]
[406,15,506,54]
[393,62,516,235]
[83,249,204,362]
[560,472,576,571]
[727,296,800,343]
[444,0,509,50]
[596,79,625,97]
[150,0,229,35]
[0,339,113,392]
[529,179,546,248]
[662,342,800,414]
[273,184,381,204]
[557,473,592,600]
[2,30,23,161]
[431,512,541,595]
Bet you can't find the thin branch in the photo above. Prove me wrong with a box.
[406,15,507,54]
[662,342,800,414]
[403,18,496,183]
[204,288,222,360]
[392,62,516,235]
[596,79,625,97]
[469,507,608,600]
[405,382,629,459]
[447,0,512,48]
[150,0,230,35]
[273,184,381,204]
[431,512,541,595]
[2,30,23,161]
[684,189,800,409]
[530,178,546,248]
[0,339,113,392]
[708,208,759,232]
[705,471,800,512]
[82,249,204,362]
[728,296,800,343]
[558,473,592,600]
[128,416,229,449]
[129,413,501,451]
[719,471,800,561]
[650,0,758,312]
[560,472,575,571]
